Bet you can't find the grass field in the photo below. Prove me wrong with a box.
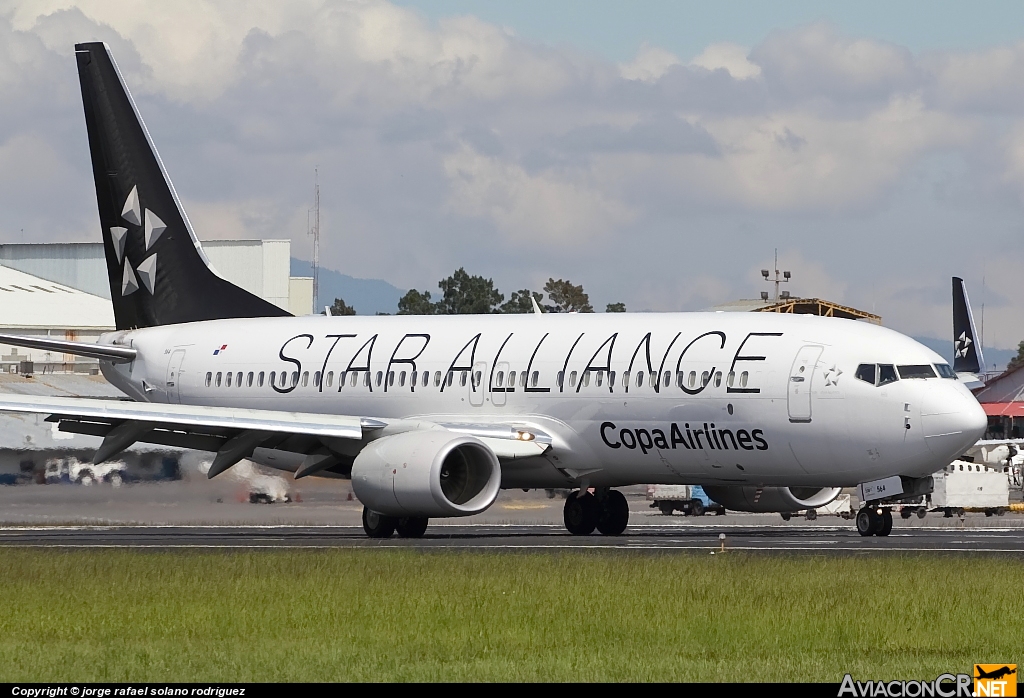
[0,549,1020,682]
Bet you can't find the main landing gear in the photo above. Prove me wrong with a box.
[563,489,629,535]
[362,507,429,539]
[855,506,893,537]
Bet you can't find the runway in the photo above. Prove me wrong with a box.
[1,522,1022,553]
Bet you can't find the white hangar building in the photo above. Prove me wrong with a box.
[0,240,313,373]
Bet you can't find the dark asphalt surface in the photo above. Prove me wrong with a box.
[1,522,1022,553]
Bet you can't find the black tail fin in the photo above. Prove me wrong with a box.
[75,42,290,330]
[952,276,984,374]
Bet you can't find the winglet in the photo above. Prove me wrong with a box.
[531,295,544,315]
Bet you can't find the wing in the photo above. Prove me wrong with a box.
[0,394,551,479]
[0,333,136,363]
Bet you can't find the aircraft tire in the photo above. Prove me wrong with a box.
[396,517,429,538]
[856,508,875,537]
[878,510,893,536]
[362,507,397,538]
[596,490,629,536]
[564,491,598,535]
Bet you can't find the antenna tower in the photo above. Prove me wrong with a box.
[308,169,320,313]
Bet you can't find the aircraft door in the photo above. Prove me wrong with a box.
[165,349,186,404]
[787,345,822,422]
[492,361,509,407]
[469,361,487,407]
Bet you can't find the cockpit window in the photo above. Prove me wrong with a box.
[935,363,956,379]
[855,364,876,385]
[897,365,936,380]
[878,364,898,386]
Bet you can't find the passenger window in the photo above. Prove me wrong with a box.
[701,371,709,387]
[205,372,212,387]
[474,370,482,388]
[557,371,564,388]
[424,371,430,387]
[935,363,956,379]
[609,371,616,386]
[739,371,748,388]
[688,371,696,388]
[727,371,734,388]
[388,371,394,387]
[661,371,669,387]
[226,372,232,387]
[460,370,468,387]
[636,371,643,387]
[714,371,722,388]
[582,372,591,387]
[410,370,417,386]
[622,371,630,387]
[596,371,603,387]
[496,371,504,387]
[363,372,370,387]
[435,371,442,387]
[855,364,876,385]
[520,372,527,388]
[897,365,936,380]
[326,371,334,388]
[292,371,300,387]
[508,371,516,388]
[878,364,898,386]
[236,372,242,387]
[313,371,320,388]
[268,371,274,387]
[258,371,264,387]
[531,371,539,387]
[247,372,254,387]
[400,371,407,387]
[375,371,383,387]
[676,371,685,388]
[650,371,658,386]
[570,371,577,387]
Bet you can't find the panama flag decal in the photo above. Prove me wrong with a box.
[213,344,227,355]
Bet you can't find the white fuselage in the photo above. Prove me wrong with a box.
[99,312,987,489]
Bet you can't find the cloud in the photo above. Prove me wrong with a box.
[690,43,761,80]
[3,5,1024,343]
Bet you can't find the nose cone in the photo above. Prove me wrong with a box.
[920,383,987,461]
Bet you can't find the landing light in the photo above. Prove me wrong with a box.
[515,431,535,441]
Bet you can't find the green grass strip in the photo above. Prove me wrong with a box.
[0,549,1019,682]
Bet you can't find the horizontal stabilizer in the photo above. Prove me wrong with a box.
[0,333,136,363]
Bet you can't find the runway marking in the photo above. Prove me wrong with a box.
[2,544,1023,553]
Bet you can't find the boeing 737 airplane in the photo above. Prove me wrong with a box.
[0,43,988,538]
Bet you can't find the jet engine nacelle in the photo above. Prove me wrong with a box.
[351,431,501,518]
[701,486,842,513]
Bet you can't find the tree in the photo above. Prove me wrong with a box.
[500,289,544,314]
[605,302,626,313]
[435,268,504,314]
[1007,340,1024,372]
[328,297,356,316]
[543,278,593,313]
[397,289,436,315]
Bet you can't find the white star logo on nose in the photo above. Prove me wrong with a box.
[824,365,842,386]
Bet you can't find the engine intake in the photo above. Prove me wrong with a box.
[351,431,501,518]
[701,485,842,513]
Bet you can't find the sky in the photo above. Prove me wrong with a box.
[3,1,1024,347]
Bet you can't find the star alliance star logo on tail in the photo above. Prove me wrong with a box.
[213,345,227,355]
[955,331,973,358]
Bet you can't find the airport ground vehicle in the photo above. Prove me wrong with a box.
[44,457,126,486]
[929,461,1010,517]
[648,485,725,516]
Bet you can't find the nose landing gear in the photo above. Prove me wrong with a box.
[563,489,630,535]
[856,507,893,537]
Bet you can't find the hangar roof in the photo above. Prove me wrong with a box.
[0,264,114,331]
